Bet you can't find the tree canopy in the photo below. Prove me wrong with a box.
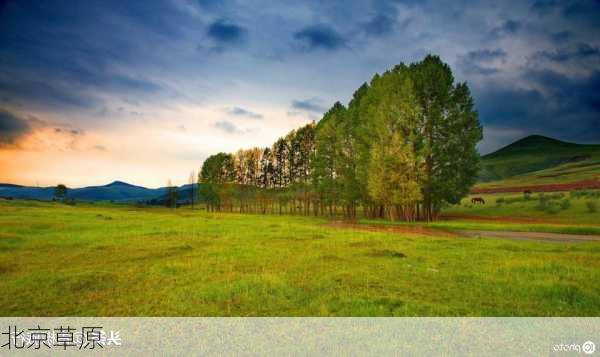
[199,55,482,221]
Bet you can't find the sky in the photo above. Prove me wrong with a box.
[0,0,599,188]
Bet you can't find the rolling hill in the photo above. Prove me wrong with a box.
[477,135,600,192]
[0,180,204,204]
[0,181,167,202]
[71,181,166,201]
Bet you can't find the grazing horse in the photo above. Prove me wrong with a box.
[471,197,485,204]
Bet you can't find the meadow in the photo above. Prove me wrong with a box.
[360,190,600,235]
[445,190,600,224]
[0,199,599,316]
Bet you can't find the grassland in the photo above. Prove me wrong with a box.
[1,199,599,316]
[445,191,600,224]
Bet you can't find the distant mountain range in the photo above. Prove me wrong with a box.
[0,180,198,203]
[2,135,599,201]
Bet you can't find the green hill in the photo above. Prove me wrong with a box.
[478,135,600,188]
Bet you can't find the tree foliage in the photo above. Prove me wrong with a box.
[54,184,67,201]
[198,55,482,220]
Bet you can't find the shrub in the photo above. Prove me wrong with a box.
[544,201,560,214]
[535,193,548,211]
[570,190,583,199]
[586,201,598,213]
[534,193,564,213]
[559,199,571,210]
[571,189,600,199]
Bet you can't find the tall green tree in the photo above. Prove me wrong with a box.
[347,82,375,216]
[200,153,235,211]
[408,55,482,219]
[200,153,235,184]
[198,179,219,211]
[196,55,482,221]
[295,123,316,214]
[273,138,289,188]
[54,184,67,202]
[312,102,345,215]
[365,68,422,220]
[259,147,274,188]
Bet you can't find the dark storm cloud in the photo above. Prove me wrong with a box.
[563,0,600,20]
[459,49,507,76]
[489,20,522,38]
[550,31,572,43]
[531,0,559,15]
[0,79,97,111]
[227,107,263,119]
[0,108,86,147]
[0,0,599,154]
[0,109,30,146]
[534,43,600,62]
[525,69,600,113]
[465,49,507,62]
[293,24,346,51]
[0,70,164,112]
[207,19,247,45]
[364,14,397,36]
[475,87,544,126]
[0,0,180,113]
[532,0,600,26]
[475,69,600,142]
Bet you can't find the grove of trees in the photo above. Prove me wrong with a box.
[199,55,482,221]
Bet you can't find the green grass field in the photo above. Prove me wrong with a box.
[1,199,599,316]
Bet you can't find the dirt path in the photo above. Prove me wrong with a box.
[326,221,600,243]
[456,230,600,243]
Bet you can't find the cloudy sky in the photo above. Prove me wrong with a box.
[0,0,599,187]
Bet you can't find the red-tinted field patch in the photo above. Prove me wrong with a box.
[472,179,600,194]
